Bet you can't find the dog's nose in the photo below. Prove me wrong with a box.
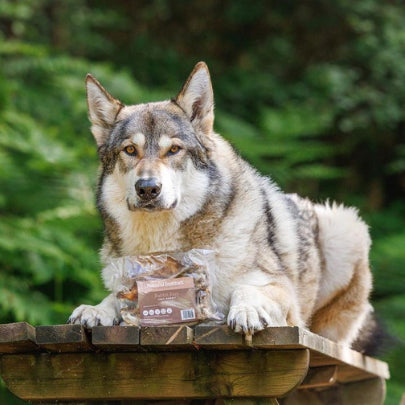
[135,178,162,201]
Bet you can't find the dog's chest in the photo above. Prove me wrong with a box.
[117,211,182,255]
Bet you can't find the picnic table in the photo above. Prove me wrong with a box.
[0,322,389,404]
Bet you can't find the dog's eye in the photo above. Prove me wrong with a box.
[124,145,137,156]
[168,145,181,156]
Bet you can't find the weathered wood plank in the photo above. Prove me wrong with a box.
[0,322,38,353]
[32,400,276,404]
[122,401,238,405]
[298,366,337,389]
[193,325,244,349]
[122,402,203,405]
[35,325,93,352]
[252,327,389,380]
[0,349,309,401]
[252,327,301,348]
[122,401,228,405]
[281,377,385,405]
[122,401,219,405]
[216,399,279,404]
[33,402,118,405]
[336,363,379,383]
[140,325,193,349]
[92,326,140,351]
[298,329,389,380]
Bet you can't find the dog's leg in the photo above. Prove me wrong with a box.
[227,280,303,333]
[310,260,372,346]
[68,293,121,327]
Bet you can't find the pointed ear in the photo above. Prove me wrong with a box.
[175,62,214,135]
[86,74,124,146]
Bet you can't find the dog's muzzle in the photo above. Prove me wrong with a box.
[135,178,162,202]
[126,178,177,211]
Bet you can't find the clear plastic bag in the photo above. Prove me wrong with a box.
[106,249,224,326]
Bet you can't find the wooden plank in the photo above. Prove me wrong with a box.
[0,322,38,353]
[36,402,137,405]
[35,325,93,352]
[92,326,140,351]
[336,363,380,383]
[33,402,115,405]
[298,328,389,380]
[140,325,193,349]
[122,401,235,405]
[193,325,244,349]
[120,399,200,405]
[308,351,337,367]
[0,349,309,401]
[282,377,385,405]
[298,366,337,389]
[252,327,389,380]
[120,401,208,405]
[34,400,276,405]
[122,401,218,405]
[252,327,301,348]
[216,399,279,404]
[30,401,277,405]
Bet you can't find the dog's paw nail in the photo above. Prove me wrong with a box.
[67,317,77,325]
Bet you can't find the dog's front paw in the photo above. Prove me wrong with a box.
[68,304,120,327]
[227,288,287,334]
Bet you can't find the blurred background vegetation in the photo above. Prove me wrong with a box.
[0,0,404,403]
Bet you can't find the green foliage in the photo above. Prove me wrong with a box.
[0,0,404,403]
[0,51,102,324]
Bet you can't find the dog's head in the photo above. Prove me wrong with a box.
[87,62,214,215]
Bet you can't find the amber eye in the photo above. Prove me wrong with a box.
[168,145,181,155]
[124,145,137,156]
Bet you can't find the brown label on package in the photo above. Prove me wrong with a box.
[137,277,197,326]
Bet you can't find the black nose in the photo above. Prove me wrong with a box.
[135,178,162,201]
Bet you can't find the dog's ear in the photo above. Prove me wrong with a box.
[175,62,214,136]
[86,74,124,146]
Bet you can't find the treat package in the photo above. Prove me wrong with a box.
[107,249,225,326]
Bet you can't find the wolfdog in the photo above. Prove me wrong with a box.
[69,62,375,350]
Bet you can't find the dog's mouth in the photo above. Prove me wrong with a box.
[126,199,178,212]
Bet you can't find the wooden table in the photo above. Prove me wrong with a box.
[0,323,389,404]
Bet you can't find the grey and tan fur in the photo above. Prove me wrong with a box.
[69,62,373,349]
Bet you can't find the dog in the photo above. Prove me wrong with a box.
[68,62,375,350]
